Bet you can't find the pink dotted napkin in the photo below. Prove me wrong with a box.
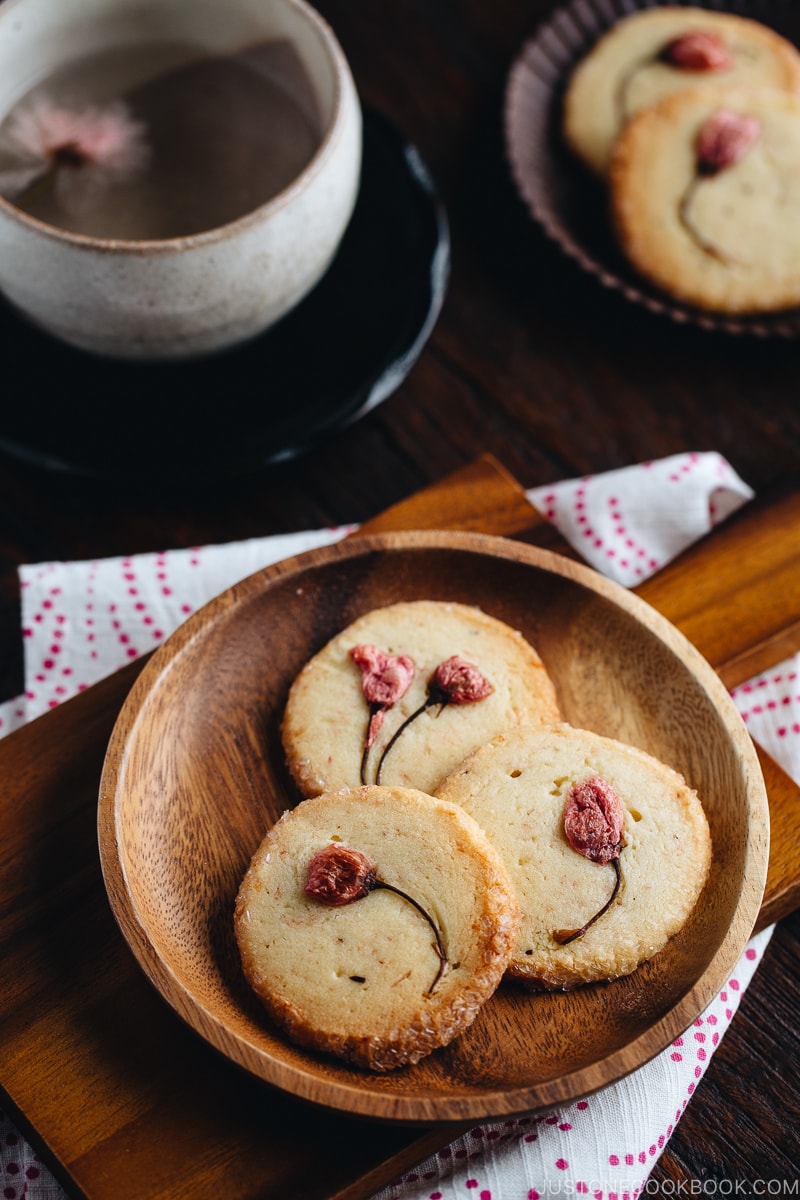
[4,527,350,729]
[527,451,754,588]
[0,451,789,1200]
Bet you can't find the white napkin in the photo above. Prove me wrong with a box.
[0,451,789,1200]
[527,451,754,588]
[13,526,351,725]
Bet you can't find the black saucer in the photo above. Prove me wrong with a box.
[0,107,450,485]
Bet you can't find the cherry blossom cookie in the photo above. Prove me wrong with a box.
[281,599,561,799]
[234,785,520,1070]
[610,86,800,313]
[562,7,800,177]
[435,724,712,990]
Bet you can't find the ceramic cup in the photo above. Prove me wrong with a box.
[0,0,362,359]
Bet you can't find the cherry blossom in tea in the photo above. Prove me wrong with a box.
[0,40,322,239]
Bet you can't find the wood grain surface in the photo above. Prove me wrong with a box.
[1,0,799,1190]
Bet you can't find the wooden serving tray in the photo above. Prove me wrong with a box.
[1,455,798,1200]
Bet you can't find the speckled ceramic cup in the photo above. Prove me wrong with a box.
[0,0,362,359]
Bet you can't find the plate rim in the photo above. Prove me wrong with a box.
[97,530,770,1122]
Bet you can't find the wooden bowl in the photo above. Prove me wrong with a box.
[97,531,769,1123]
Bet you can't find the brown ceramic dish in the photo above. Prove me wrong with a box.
[97,531,769,1123]
[504,0,800,338]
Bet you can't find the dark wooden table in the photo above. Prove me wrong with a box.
[0,0,798,1192]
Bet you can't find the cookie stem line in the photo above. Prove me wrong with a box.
[374,695,441,784]
[678,108,760,264]
[678,176,732,264]
[304,844,448,994]
[552,857,622,945]
[360,701,381,785]
[373,879,448,994]
[349,644,416,786]
[374,656,494,784]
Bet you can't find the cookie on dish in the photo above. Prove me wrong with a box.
[234,785,521,1071]
[563,7,800,176]
[610,85,800,313]
[282,599,561,799]
[434,724,712,991]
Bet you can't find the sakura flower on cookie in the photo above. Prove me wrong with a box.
[374,656,494,784]
[304,843,448,992]
[350,643,416,749]
[553,775,625,945]
[427,656,494,706]
[304,845,378,906]
[562,774,625,865]
[349,643,415,784]
[0,97,149,212]
[659,30,731,72]
[695,108,760,176]
[677,108,760,262]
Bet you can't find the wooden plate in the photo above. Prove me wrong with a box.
[97,531,769,1123]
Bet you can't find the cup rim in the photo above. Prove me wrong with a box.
[0,0,357,253]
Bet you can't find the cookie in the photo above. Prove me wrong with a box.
[610,86,800,313]
[234,785,521,1071]
[434,724,712,990]
[281,600,561,799]
[563,7,800,176]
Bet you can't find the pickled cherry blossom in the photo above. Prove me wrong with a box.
[349,643,415,783]
[553,776,625,945]
[304,843,447,991]
[374,656,493,784]
[0,98,149,212]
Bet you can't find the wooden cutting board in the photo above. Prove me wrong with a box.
[1,454,798,1200]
